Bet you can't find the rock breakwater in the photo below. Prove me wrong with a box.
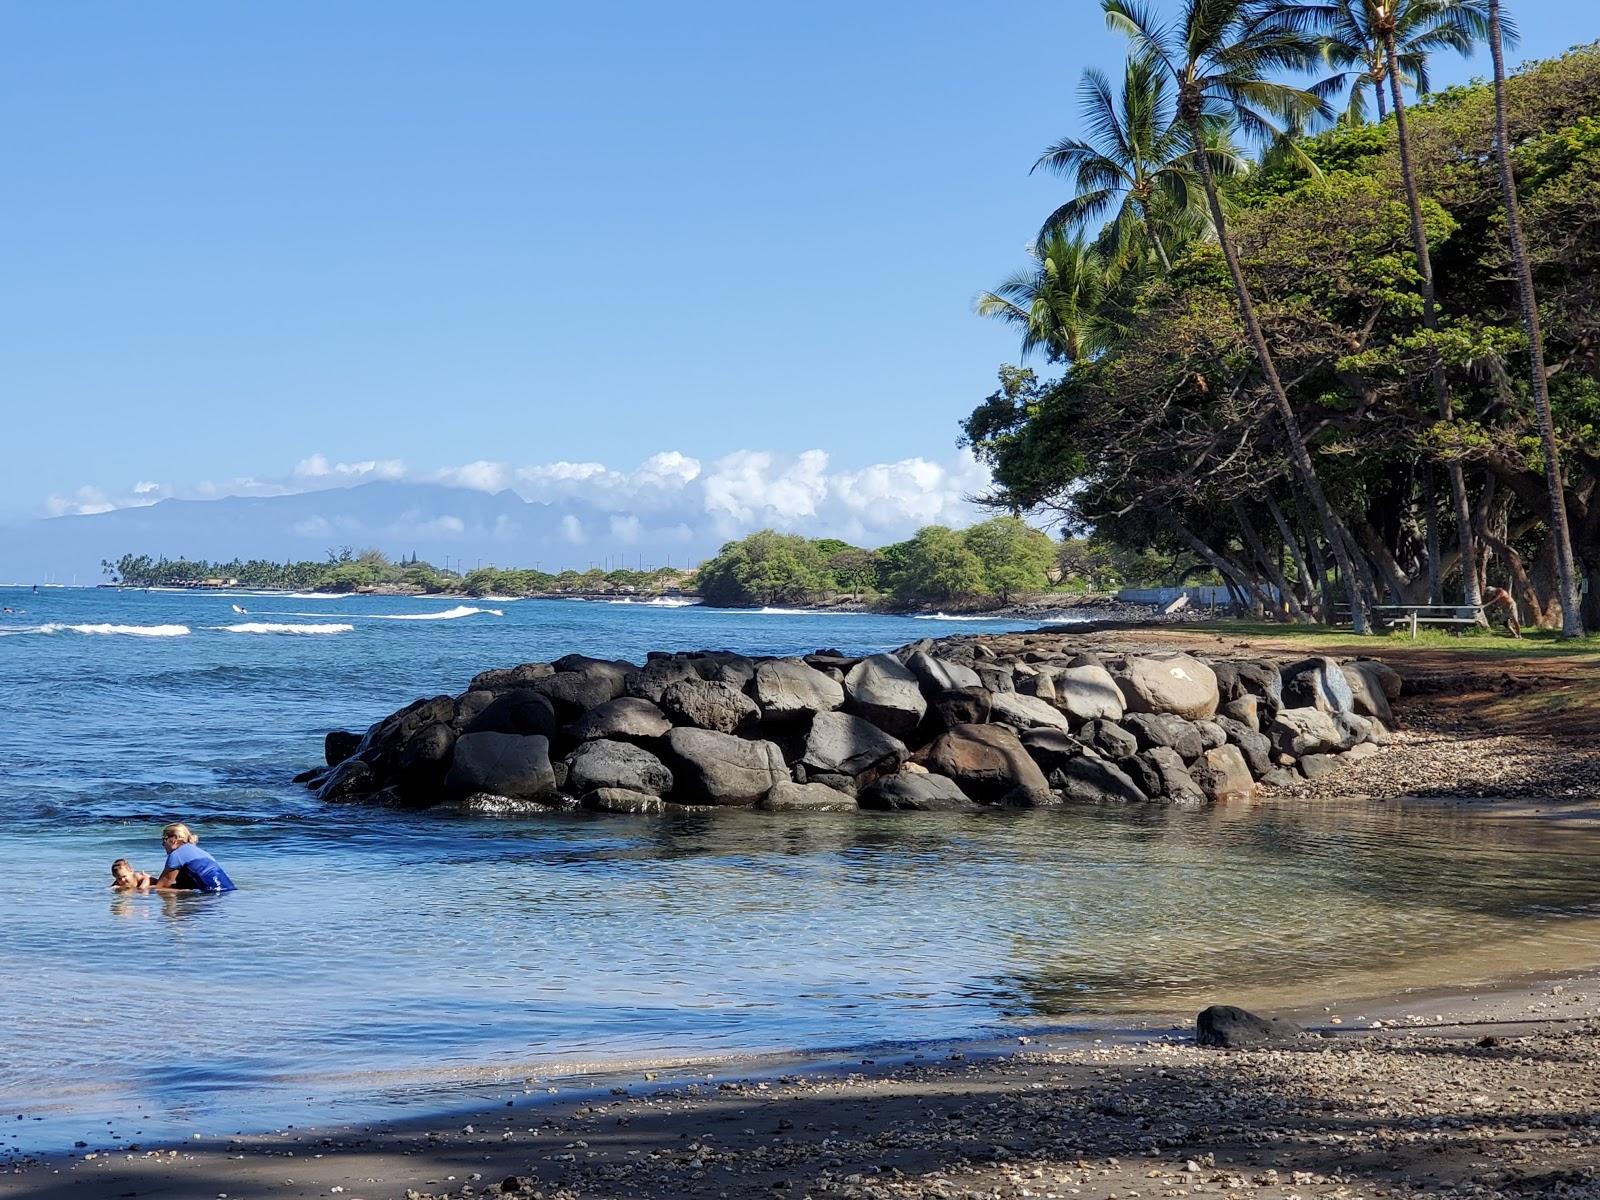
[299,631,1404,813]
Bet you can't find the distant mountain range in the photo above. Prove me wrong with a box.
[0,482,720,581]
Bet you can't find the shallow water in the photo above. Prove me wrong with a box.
[3,585,1598,1155]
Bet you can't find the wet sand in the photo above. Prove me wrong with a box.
[7,962,1600,1200]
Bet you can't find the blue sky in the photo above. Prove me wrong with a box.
[0,0,1585,533]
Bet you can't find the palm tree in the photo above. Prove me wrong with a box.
[1485,0,1583,635]
[1031,55,1238,271]
[975,232,1115,363]
[1313,0,1487,124]
[1103,0,1372,631]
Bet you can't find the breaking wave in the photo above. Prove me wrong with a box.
[218,623,355,635]
[912,613,1003,622]
[34,623,192,637]
[369,606,503,621]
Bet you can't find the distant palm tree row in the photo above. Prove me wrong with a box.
[975,0,1584,636]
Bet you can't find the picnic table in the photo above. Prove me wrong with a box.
[1370,603,1487,637]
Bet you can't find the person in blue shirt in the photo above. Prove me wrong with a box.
[150,822,236,892]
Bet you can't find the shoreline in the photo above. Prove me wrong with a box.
[8,946,1600,1199]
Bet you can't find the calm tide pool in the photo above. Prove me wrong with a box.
[3,586,1599,1156]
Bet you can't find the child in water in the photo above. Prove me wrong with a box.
[111,859,153,890]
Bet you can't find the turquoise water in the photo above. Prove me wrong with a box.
[3,585,1599,1157]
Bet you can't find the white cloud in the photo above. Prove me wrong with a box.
[39,446,998,553]
[295,454,406,481]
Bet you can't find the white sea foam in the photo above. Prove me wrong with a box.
[912,612,1002,622]
[369,606,503,621]
[606,596,698,607]
[37,623,192,637]
[218,623,355,635]
[748,606,873,617]
[287,592,350,600]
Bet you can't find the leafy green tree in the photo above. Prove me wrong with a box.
[889,526,989,604]
[694,530,831,607]
[962,517,1056,601]
[825,548,883,599]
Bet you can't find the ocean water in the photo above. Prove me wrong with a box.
[3,585,1599,1156]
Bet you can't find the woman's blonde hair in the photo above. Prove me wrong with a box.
[162,822,198,845]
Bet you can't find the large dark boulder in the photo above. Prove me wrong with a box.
[843,654,928,737]
[1122,712,1205,761]
[565,696,672,743]
[1117,753,1164,799]
[758,781,859,812]
[662,728,787,806]
[988,691,1073,732]
[1195,1005,1303,1049]
[858,772,979,812]
[659,678,760,735]
[624,657,703,703]
[1268,707,1343,757]
[1142,746,1208,807]
[317,757,376,803]
[564,739,673,798]
[1080,718,1138,761]
[928,687,992,731]
[445,732,557,801]
[531,667,628,720]
[325,730,360,768]
[1051,756,1148,805]
[1281,657,1355,715]
[919,724,1050,805]
[1211,660,1284,716]
[1341,661,1396,722]
[1019,727,1085,774]
[469,662,554,692]
[464,689,561,740]
[751,658,845,719]
[396,722,457,802]
[800,711,908,781]
[1215,716,1274,778]
[903,651,983,697]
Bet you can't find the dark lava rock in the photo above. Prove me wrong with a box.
[927,686,991,731]
[445,732,556,801]
[1050,756,1148,805]
[464,689,561,740]
[565,696,672,743]
[919,723,1049,805]
[1281,657,1356,715]
[1080,718,1138,761]
[800,710,908,781]
[1195,1005,1303,1049]
[1122,712,1205,761]
[564,739,674,798]
[325,730,360,768]
[317,757,376,803]
[659,678,761,735]
[857,772,979,812]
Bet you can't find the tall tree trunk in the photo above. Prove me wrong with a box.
[1383,36,1484,622]
[1231,499,1309,621]
[1422,465,1443,603]
[1185,113,1369,632]
[1487,0,1584,636]
[1265,493,1316,611]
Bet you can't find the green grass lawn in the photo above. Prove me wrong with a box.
[1202,620,1600,660]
